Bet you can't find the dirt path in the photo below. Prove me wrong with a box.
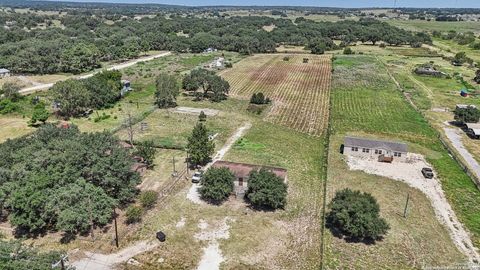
[347,154,480,263]
[19,52,171,95]
[444,127,480,180]
[194,217,234,270]
[71,240,158,270]
[187,122,252,204]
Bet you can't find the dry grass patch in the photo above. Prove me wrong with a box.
[0,116,34,142]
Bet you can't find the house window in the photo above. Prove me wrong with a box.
[394,152,402,157]
[351,147,358,152]
[375,149,383,154]
[362,148,369,153]
[238,177,243,186]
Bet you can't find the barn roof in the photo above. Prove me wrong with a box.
[212,161,287,180]
[344,136,408,153]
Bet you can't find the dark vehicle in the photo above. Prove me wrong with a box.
[156,231,166,242]
[421,168,434,179]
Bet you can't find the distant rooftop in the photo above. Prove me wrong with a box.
[0,68,10,73]
[344,136,408,153]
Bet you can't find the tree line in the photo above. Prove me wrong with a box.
[0,10,430,74]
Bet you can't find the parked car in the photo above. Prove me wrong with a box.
[421,167,434,179]
[192,171,203,183]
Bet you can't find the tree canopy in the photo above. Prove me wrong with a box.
[454,106,480,123]
[51,70,122,117]
[246,168,288,209]
[0,10,428,75]
[0,124,140,234]
[187,122,215,166]
[182,68,230,102]
[155,73,179,108]
[326,188,389,242]
[0,240,72,270]
[199,167,235,203]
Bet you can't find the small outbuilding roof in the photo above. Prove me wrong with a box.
[466,123,480,135]
[0,68,9,73]
[456,104,477,109]
[344,136,408,153]
[212,161,287,180]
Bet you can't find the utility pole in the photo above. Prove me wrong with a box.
[88,195,94,239]
[172,156,176,175]
[51,255,68,270]
[113,209,119,248]
[186,153,189,175]
[403,193,410,218]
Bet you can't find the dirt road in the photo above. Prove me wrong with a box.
[19,52,171,95]
[187,122,252,204]
[71,240,158,270]
[444,127,480,180]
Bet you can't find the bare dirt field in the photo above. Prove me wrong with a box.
[346,154,480,264]
[220,54,331,136]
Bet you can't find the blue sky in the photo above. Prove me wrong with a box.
[48,0,480,8]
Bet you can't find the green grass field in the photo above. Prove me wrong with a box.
[326,54,480,267]
[385,19,480,34]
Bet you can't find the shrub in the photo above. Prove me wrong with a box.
[343,47,354,55]
[379,43,386,48]
[250,92,268,105]
[0,99,18,114]
[199,167,235,204]
[225,62,233,68]
[134,140,157,167]
[246,168,287,209]
[125,205,143,224]
[283,56,290,61]
[327,188,389,242]
[454,106,480,123]
[139,190,158,209]
[199,111,207,122]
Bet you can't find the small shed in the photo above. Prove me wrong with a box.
[456,104,477,110]
[0,68,10,78]
[466,123,480,139]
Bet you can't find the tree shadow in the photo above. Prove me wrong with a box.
[325,221,381,245]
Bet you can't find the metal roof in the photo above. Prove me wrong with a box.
[466,123,480,135]
[344,136,408,153]
[0,68,9,73]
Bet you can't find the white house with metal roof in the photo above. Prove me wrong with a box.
[343,136,408,162]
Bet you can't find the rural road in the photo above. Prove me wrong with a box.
[444,127,480,180]
[71,240,158,270]
[19,51,172,95]
[187,122,252,204]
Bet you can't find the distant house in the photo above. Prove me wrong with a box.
[343,136,408,162]
[0,68,10,78]
[456,104,477,110]
[207,57,225,69]
[414,66,446,77]
[211,161,287,198]
[204,47,217,54]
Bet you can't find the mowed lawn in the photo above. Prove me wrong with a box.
[326,55,480,268]
[220,54,331,136]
